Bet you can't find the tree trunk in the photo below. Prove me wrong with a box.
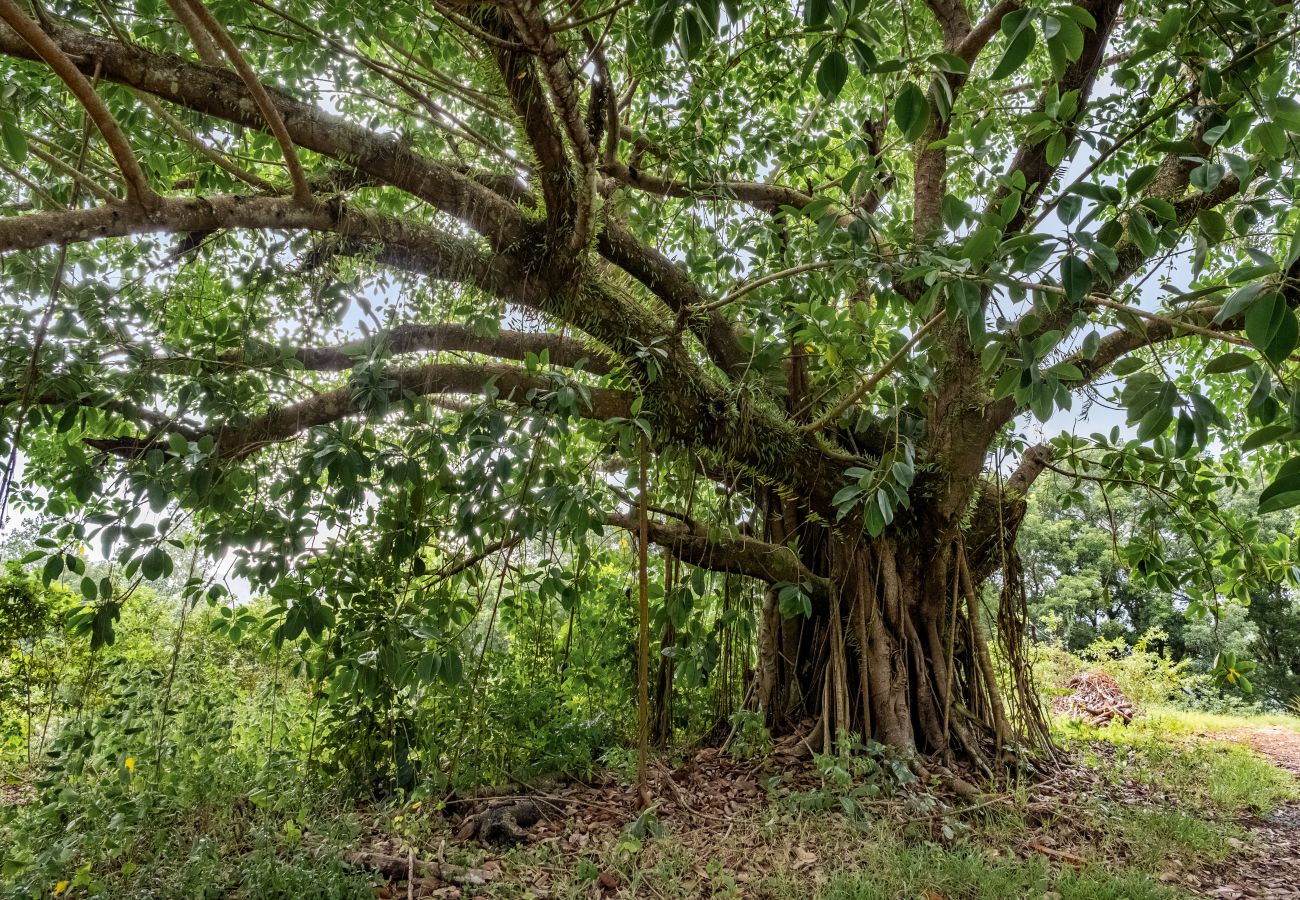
[754,493,1047,771]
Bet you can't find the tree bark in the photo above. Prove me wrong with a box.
[753,490,1045,770]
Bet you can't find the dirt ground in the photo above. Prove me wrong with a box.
[1194,727,1300,899]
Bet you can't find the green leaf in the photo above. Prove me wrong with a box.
[1189,163,1224,193]
[1198,209,1227,243]
[1245,292,1298,364]
[1062,255,1092,303]
[42,554,63,585]
[1125,165,1158,195]
[0,109,26,163]
[646,2,679,47]
[804,0,831,27]
[90,602,121,650]
[1047,15,1084,62]
[141,546,172,581]
[893,82,930,141]
[929,52,969,74]
[1174,412,1195,456]
[991,23,1036,81]
[1259,468,1300,514]
[1081,331,1100,359]
[1284,219,1300,270]
[1213,283,1266,324]
[1242,424,1292,451]
[1202,352,1254,374]
[815,50,849,99]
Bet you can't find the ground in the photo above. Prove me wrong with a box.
[3,707,1298,898]
[361,709,1300,900]
[1196,724,1300,899]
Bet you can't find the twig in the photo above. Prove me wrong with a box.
[179,0,312,203]
[0,0,156,206]
[802,312,944,433]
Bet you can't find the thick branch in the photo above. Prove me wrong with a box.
[1006,443,1052,496]
[596,221,748,377]
[219,325,611,374]
[85,361,632,461]
[485,8,575,237]
[923,0,972,48]
[0,20,525,245]
[604,512,828,597]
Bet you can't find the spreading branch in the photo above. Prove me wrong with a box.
[0,20,525,244]
[214,325,611,375]
[604,512,829,597]
[83,361,632,462]
[178,0,312,203]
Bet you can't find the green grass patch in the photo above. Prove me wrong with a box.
[819,844,1179,900]
[1060,716,1298,816]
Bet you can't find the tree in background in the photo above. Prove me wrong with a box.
[1019,479,1184,653]
[1025,474,1300,707]
[1,0,1299,776]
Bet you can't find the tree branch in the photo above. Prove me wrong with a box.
[482,6,582,247]
[178,0,311,203]
[956,0,1020,64]
[987,0,1123,236]
[164,0,223,66]
[213,324,611,374]
[604,512,829,597]
[0,19,526,245]
[601,161,824,214]
[596,220,749,378]
[0,0,156,206]
[802,311,944,433]
[83,361,632,462]
[922,0,972,49]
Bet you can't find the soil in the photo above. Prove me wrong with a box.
[402,726,1300,899]
[1191,727,1300,899]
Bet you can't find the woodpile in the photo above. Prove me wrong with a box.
[1052,671,1135,726]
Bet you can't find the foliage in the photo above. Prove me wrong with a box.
[0,0,1295,768]
[1024,475,1300,709]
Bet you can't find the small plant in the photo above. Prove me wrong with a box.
[785,733,920,823]
[725,708,771,760]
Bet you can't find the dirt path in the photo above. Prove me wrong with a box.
[1194,727,1300,899]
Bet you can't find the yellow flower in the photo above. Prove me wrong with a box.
[124,757,135,775]
[54,881,69,896]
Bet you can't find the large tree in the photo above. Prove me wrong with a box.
[1,0,1298,776]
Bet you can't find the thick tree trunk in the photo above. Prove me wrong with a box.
[754,493,1048,771]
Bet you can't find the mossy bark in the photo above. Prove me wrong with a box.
[754,490,1047,770]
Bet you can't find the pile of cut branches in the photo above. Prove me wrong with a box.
[1052,672,1135,726]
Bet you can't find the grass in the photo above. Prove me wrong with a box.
[474,706,1299,899]
[1061,708,1299,815]
[1139,704,1300,736]
[478,810,1185,899]
[4,707,1297,899]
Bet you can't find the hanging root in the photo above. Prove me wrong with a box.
[751,524,1052,785]
[995,546,1054,755]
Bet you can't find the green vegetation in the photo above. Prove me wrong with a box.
[2,554,1296,897]
[2,0,1300,896]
